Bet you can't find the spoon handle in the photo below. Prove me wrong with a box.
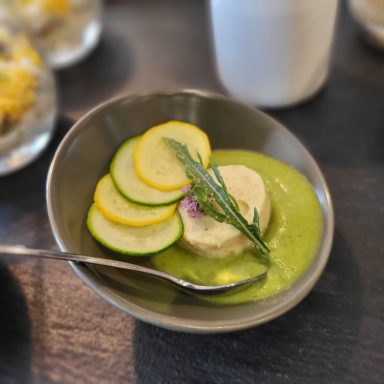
[0,244,181,284]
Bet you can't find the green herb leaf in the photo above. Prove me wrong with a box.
[165,138,270,258]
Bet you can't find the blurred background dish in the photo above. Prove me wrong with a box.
[15,0,103,69]
[0,6,56,176]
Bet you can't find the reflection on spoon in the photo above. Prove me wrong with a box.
[0,245,268,295]
[0,7,56,176]
[15,0,103,69]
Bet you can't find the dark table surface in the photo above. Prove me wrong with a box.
[1,1,383,383]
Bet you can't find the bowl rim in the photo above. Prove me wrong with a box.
[46,89,334,333]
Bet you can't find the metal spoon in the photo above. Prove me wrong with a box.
[0,245,267,295]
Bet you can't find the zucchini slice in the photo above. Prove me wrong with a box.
[133,121,211,191]
[110,136,184,206]
[87,205,183,256]
[94,174,177,226]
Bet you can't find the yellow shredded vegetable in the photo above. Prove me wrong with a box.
[17,0,71,17]
[12,36,43,67]
[0,30,42,128]
[41,0,71,15]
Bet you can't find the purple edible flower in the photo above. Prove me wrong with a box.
[181,198,202,218]
[180,186,204,218]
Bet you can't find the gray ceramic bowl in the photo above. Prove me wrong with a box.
[47,90,334,333]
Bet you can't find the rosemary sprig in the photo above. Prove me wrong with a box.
[166,138,270,258]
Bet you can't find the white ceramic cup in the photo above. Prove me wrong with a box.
[348,0,384,49]
[209,0,339,108]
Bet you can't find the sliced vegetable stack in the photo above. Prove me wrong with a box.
[87,120,211,255]
[110,136,184,206]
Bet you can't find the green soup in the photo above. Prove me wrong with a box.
[152,150,322,305]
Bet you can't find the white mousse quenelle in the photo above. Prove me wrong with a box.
[179,165,271,258]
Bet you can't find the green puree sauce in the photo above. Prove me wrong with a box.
[152,150,322,305]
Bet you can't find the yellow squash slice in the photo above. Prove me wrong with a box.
[94,174,177,226]
[133,121,211,191]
